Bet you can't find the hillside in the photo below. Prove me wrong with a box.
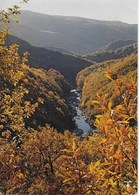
[83,42,137,63]
[76,54,137,123]
[99,39,136,52]
[0,60,75,132]
[6,35,91,83]
[0,7,137,195]
[24,68,75,131]
[9,10,137,54]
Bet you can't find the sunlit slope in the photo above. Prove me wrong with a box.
[76,54,137,121]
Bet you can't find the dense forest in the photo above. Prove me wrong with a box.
[83,42,137,63]
[0,4,137,195]
[5,35,91,83]
[76,54,137,122]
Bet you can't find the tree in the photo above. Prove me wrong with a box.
[90,74,137,194]
[0,2,137,194]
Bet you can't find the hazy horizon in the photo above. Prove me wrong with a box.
[0,0,138,24]
[19,9,138,25]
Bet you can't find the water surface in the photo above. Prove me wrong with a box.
[68,89,92,135]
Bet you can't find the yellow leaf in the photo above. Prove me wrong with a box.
[100,162,111,167]
[13,82,17,86]
[109,178,113,184]
[110,144,115,153]
[18,173,24,178]
[127,133,131,138]
[96,93,101,100]
[0,125,4,129]
[115,105,124,111]
[72,139,76,151]
[101,138,106,143]
[117,120,129,125]
[108,171,116,175]
[9,154,14,163]
[63,178,73,183]
[94,118,100,125]
[124,97,128,107]
[62,149,72,153]
[96,115,102,119]
[95,160,100,168]
[92,100,100,105]
[89,162,94,174]
[105,74,113,80]
[109,178,117,187]
[25,90,28,94]
[62,155,73,159]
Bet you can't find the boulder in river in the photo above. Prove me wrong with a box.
[74,128,84,136]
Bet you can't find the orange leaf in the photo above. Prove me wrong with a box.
[108,101,112,110]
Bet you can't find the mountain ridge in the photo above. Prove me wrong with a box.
[9,10,137,54]
[20,10,136,25]
[83,42,137,63]
[98,39,136,52]
[6,35,92,83]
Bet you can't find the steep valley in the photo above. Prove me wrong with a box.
[3,10,137,135]
[0,8,138,194]
[4,34,137,134]
[76,53,137,125]
[0,62,75,134]
[6,35,92,84]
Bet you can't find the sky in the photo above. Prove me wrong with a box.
[0,0,138,24]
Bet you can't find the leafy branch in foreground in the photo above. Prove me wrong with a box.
[0,74,137,194]
[91,73,137,194]
[0,1,137,194]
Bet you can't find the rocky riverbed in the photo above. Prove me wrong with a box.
[68,88,93,137]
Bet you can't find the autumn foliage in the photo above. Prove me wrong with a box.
[0,4,137,195]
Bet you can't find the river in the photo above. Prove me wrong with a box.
[68,88,93,137]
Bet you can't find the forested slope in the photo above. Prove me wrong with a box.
[22,68,74,131]
[99,39,136,52]
[84,42,137,63]
[76,54,137,123]
[0,43,74,133]
[0,6,137,195]
[6,35,91,83]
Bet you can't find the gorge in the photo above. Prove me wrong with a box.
[0,6,137,194]
[68,88,93,137]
